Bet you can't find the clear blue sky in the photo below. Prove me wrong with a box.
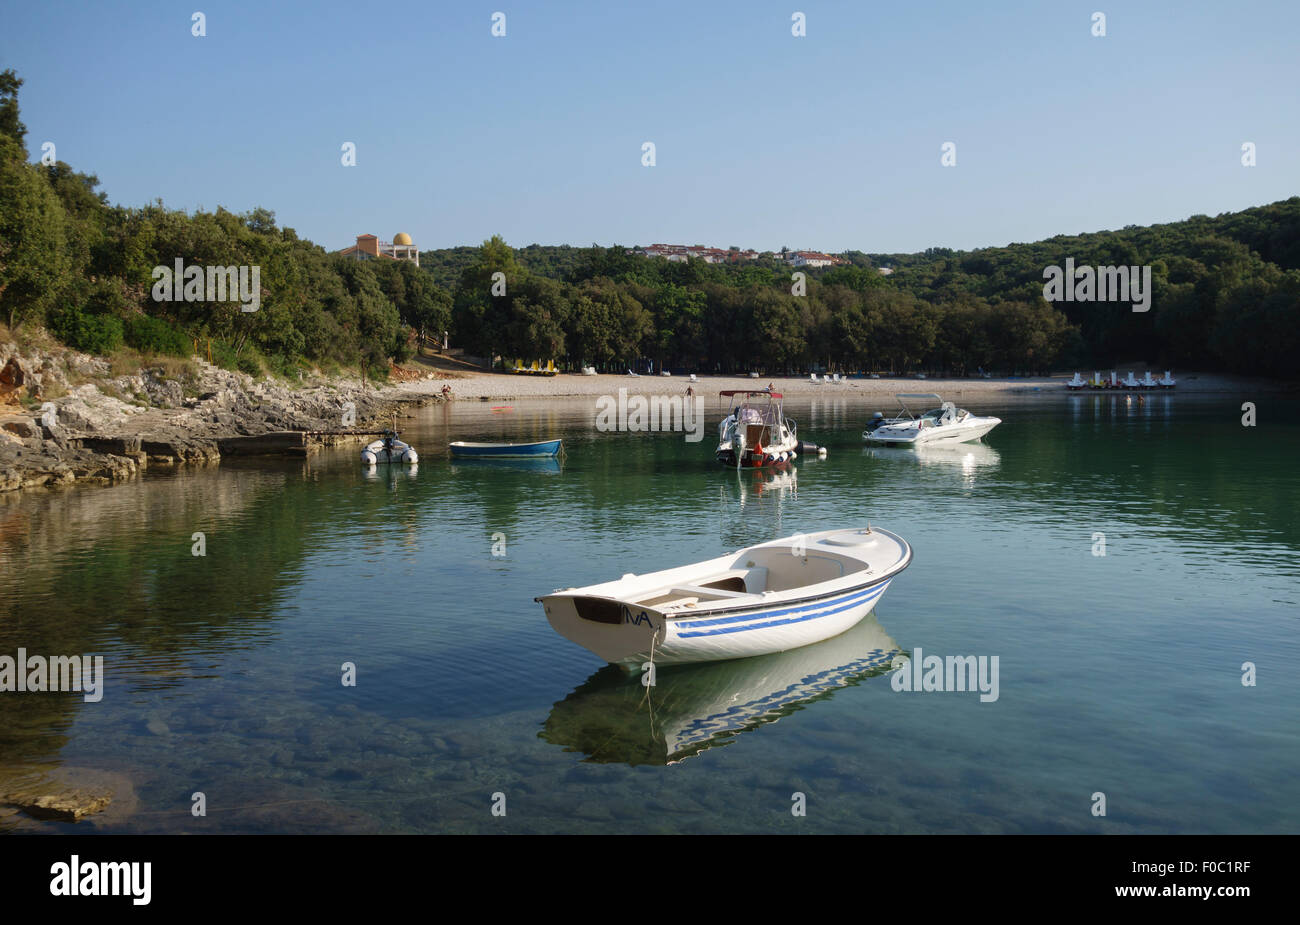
[3,0,1297,254]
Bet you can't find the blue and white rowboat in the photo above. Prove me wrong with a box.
[449,439,562,458]
[536,527,911,670]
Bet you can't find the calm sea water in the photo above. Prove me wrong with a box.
[1,389,1297,833]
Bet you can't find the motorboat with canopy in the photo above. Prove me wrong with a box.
[715,390,800,468]
[863,393,1000,447]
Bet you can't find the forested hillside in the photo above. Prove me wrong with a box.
[3,66,1295,380]
[865,200,1300,377]
[0,71,449,379]
[434,196,1300,377]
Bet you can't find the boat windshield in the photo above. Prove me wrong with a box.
[918,406,968,423]
[723,392,783,427]
[735,405,781,426]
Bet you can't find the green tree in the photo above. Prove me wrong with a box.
[0,136,70,329]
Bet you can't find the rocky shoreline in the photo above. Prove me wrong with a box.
[0,341,446,495]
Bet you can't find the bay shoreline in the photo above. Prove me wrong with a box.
[1,342,1287,498]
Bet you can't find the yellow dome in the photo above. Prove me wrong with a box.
[393,232,413,246]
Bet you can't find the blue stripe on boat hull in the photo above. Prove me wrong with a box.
[673,582,891,638]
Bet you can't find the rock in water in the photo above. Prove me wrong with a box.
[0,766,135,824]
[19,791,113,822]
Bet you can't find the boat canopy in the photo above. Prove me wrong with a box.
[720,390,782,399]
[881,392,960,424]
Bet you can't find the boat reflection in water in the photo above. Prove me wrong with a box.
[362,463,419,482]
[448,456,563,475]
[865,441,1000,471]
[717,466,799,543]
[739,464,797,500]
[539,613,900,766]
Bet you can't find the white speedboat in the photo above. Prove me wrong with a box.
[863,393,1000,447]
[1139,371,1158,389]
[361,431,418,465]
[1066,373,1086,390]
[536,527,911,670]
[1159,370,1176,389]
[715,389,799,468]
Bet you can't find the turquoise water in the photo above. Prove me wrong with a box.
[1,390,1297,833]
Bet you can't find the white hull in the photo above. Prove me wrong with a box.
[537,527,911,669]
[865,417,999,447]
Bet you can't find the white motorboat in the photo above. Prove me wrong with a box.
[1159,370,1176,389]
[715,389,799,468]
[1139,371,1158,389]
[1066,372,1086,390]
[536,527,911,670]
[1122,371,1140,388]
[361,431,418,465]
[863,393,1000,447]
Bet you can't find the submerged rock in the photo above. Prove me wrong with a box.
[0,766,136,825]
[18,790,113,822]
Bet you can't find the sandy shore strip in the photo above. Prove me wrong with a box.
[392,370,1270,402]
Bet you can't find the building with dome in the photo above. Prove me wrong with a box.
[339,232,419,267]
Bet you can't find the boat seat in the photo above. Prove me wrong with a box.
[669,584,755,600]
[638,568,769,609]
